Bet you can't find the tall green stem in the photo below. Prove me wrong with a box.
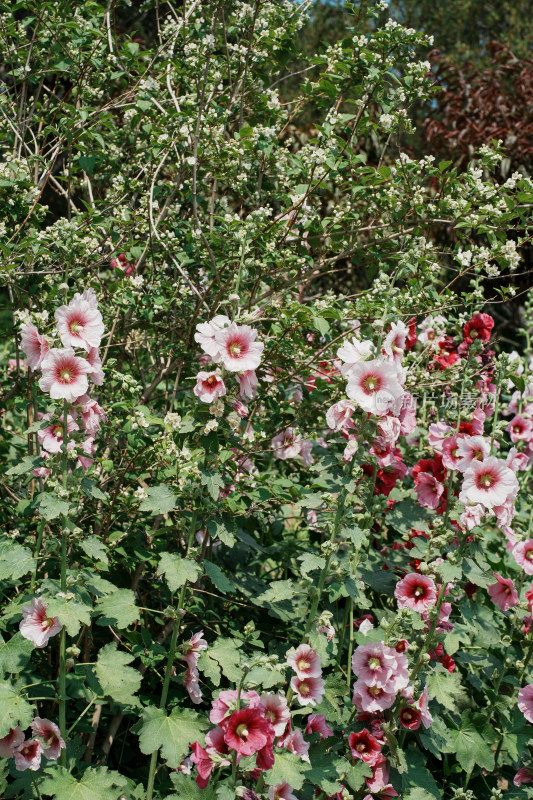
[58,400,69,766]
[146,510,198,800]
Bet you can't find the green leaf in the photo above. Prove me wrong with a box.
[204,560,234,594]
[139,485,177,514]
[200,471,225,501]
[81,478,107,502]
[427,667,468,711]
[202,637,242,682]
[157,553,201,593]
[386,499,431,534]
[95,589,139,629]
[312,316,330,335]
[206,516,236,547]
[448,711,496,773]
[265,751,312,789]
[298,553,326,575]
[78,155,96,175]
[0,682,34,738]
[343,760,373,792]
[45,596,92,637]
[37,492,70,520]
[168,772,216,800]
[80,535,109,565]
[306,743,348,794]
[402,748,441,799]
[255,580,303,621]
[138,706,209,767]
[0,633,34,674]
[6,455,42,476]
[95,642,142,705]
[40,765,127,800]
[0,541,35,581]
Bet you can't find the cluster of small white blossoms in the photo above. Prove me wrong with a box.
[14,309,49,327]
[131,411,149,430]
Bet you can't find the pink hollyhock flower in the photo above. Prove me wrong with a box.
[507,447,530,473]
[78,436,96,471]
[271,427,302,460]
[55,297,104,351]
[30,717,65,760]
[268,783,297,800]
[190,741,216,788]
[417,685,433,728]
[39,348,92,402]
[20,323,49,371]
[487,573,519,611]
[86,347,104,385]
[278,728,310,762]
[238,370,258,400]
[395,573,437,613]
[352,642,409,690]
[415,472,445,510]
[183,630,208,669]
[463,312,494,345]
[513,540,533,575]
[13,739,43,771]
[73,288,99,309]
[38,413,79,454]
[299,439,314,466]
[0,727,24,757]
[346,359,403,415]
[460,456,518,509]
[398,392,417,436]
[507,415,533,443]
[305,714,333,739]
[428,420,452,452]
[75,395,106,434]
[19,597,62,647]
[193,371,226,403]
[185,666,203,704]
[369,436,395,467]
[377,414,401,445]
[352,680,397,713]
[418,314,447,346]
[399,706,421,730]
[365,755,394,794]
[383,321,408,361]
[260,694,290,737]
[290,676,325,706]
[514,767,533,786]
[343,436,359,463]
[194,315,231,358]
[518,684,533,722]
[460,503,485,531]
[337,337,374,376]
[210,689,260,724]
[232,400,248,418]
[348,729,382,765]
[287,644,322,679]
[326,399,356,432]
[441,435,464,470]
[214,323,264,372]
[456,435,490,471]
[223,708,274,756]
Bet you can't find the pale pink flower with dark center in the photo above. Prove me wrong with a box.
[268,783,297,800]
[418,314,447,346]
[415,472,444,510]
[305,714,333,739]
[290,676,325,706]
[507,447,530,473]
[455,435,490,472]
[460,503,485,531]
[30,717,65,760]
[507,415,533,443]
[428,421,452,453]
[39,348,92,402]
[13,739,43,771]
[73,288,99,309]
[513,539,533,575]
[326,399,356,432]
[278,728,310,762]
[514,767,533,786]
[351,642,409,690]
[395,573,437,613]
[287,644,322,679]
[377,414,401,445]
[271,427,302,460]
[352,680,397,713]
[460,456,518,509]
[238,370,258,400]
[19,597,62,648]
[346,359,403,415]
[441,435,463,470]
[86,347,104,385]
[194,315,231,358]
[20,323,49,371]
[182,630,208,670]
[0,727,24,757]
[38,413,79,454]
[337,337,374,376]
[383,321,408,361]
[260,694,290,737]
[417,685,433,729]
[214,323,264,372]
[55,297,104,351]
[185,666,203,704]
[75,395,106,434]
[487,573,519,611]
[518,684,533,723]
[193,371,226,403]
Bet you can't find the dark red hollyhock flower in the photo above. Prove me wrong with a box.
[362,462,408,497]
[463,313,494,345]
[412,455,445,484]
[224,708,274,756]
[395,639,409,653]
[526,586,533,615]
[428,643,444,661]
[439,654,456,673]
[434,350,460,370]
[348,729,383,765]
[464,581,478,598]
[399,706,422,730]
[356,713,386,740]
[405,318,417,351]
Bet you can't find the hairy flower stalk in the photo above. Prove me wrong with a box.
[58,399,69,767]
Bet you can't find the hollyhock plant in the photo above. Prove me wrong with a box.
[460,456,518,509]
[286,643,322,679]
[238,369,258,400]
[348,729,383,765]
[462,312,494,345]
[456,435,491,471]
[19,597,62,647]
[260,693,290,737]
[210,690,260,725]
[86,346,104,385]
[290,676,325,706]
[518,685,533,723]
[326,399,356,432]
[223,708,274,756]
[351,641,409,690]
[305,714,333,739]
[214,323,264,372]
[271,427,304,460]
[415,471,445,510]
[352,680,398,713]
[38,413,79,454]
[30,717,65,760]
[346,359,404,415]
[20,322,49,370]
[193,371,226,403]
[487,573,520,610]
[337,336,374,376]
[383,320,408,361]
[194,315,231,357]
[39,348,92,402]
[399,706,421,730]
[268,783,297,800]
[55,296,105,351]
[0,727,24,758]
[512,539,533,575]
[13,739,43,771]
[76,395,106,434]
[394,573,437,613]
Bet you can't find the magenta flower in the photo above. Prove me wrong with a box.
[415,472,445,510]
[326,399,356,432]
[38,413,79,454]
[290,675,325,706]
[260,693,290,737]
[190,741,216,788]
[513,540,533,575]
[223,708,274,756]
[193,371,226,403]
[0,727,24,757]
[31,717,65,760]
[13,739,43,771]
[394,573,437,613]
[460,456,518,509]
[86,347,104,385]
[194,315,231,358]
[20,323,49,371]
[365,754,392,793]
[286,643,322,679]
[39,348,92,402]
[346,359,403,415]
[352,680,397,713]
[518,684,533,723]
[214,323,264,372]
[238,369,258,400]
[305,714,333,739]
[348,728,383,765]
[55,297,104,351]
[19,597,62,648]
[487,573,519,611]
